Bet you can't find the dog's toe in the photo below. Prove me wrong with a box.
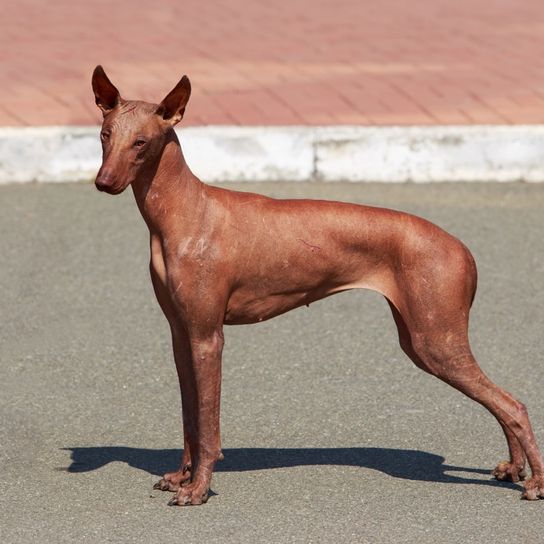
[522,477,544,500]
[492,460,526,483]
[153,479,171,491]
[167,495,179,506]
[168,484,209,507]
[153,468,192,492]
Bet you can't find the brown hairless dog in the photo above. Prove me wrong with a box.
[91,65,544,505]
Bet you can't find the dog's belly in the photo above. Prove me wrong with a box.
[222,267,392,324]
[223,241,397,325]
[224,286,346,325]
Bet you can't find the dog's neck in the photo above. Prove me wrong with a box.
[131,130,204,234]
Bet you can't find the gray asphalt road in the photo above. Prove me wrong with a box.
[1,181,543,543]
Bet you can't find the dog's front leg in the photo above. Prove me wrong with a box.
[153,329,195,492]
[150,263,195,492]
[168,326,225,506]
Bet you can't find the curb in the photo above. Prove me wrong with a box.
[1,125,544,183]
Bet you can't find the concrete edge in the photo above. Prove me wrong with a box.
[2,125,544,183]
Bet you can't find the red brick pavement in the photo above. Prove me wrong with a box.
[2,0,544,127]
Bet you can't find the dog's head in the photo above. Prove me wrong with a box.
[92,66,191,195]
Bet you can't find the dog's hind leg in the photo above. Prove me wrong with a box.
[386,295,542,498]
[493,422,527,483]
[387,300,527,484]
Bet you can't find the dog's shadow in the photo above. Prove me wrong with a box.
[61,446,520,490]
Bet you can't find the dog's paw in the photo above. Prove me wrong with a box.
[153,465,191,492]
[492,460,527,483]
[167,482,209,506]
[522,476,544,500]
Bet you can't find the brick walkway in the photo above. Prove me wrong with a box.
[2,0,544,126]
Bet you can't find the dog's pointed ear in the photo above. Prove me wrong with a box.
[92,65,121,116]
[155,75,191,126]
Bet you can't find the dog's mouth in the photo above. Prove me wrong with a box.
[95,182,125,195]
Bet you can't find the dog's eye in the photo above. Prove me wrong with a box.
[134,139,147,148]
[100,131,110,142]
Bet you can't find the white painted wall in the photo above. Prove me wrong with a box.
[1,125,544,183]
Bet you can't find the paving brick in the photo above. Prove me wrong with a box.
[2,0,544,126]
